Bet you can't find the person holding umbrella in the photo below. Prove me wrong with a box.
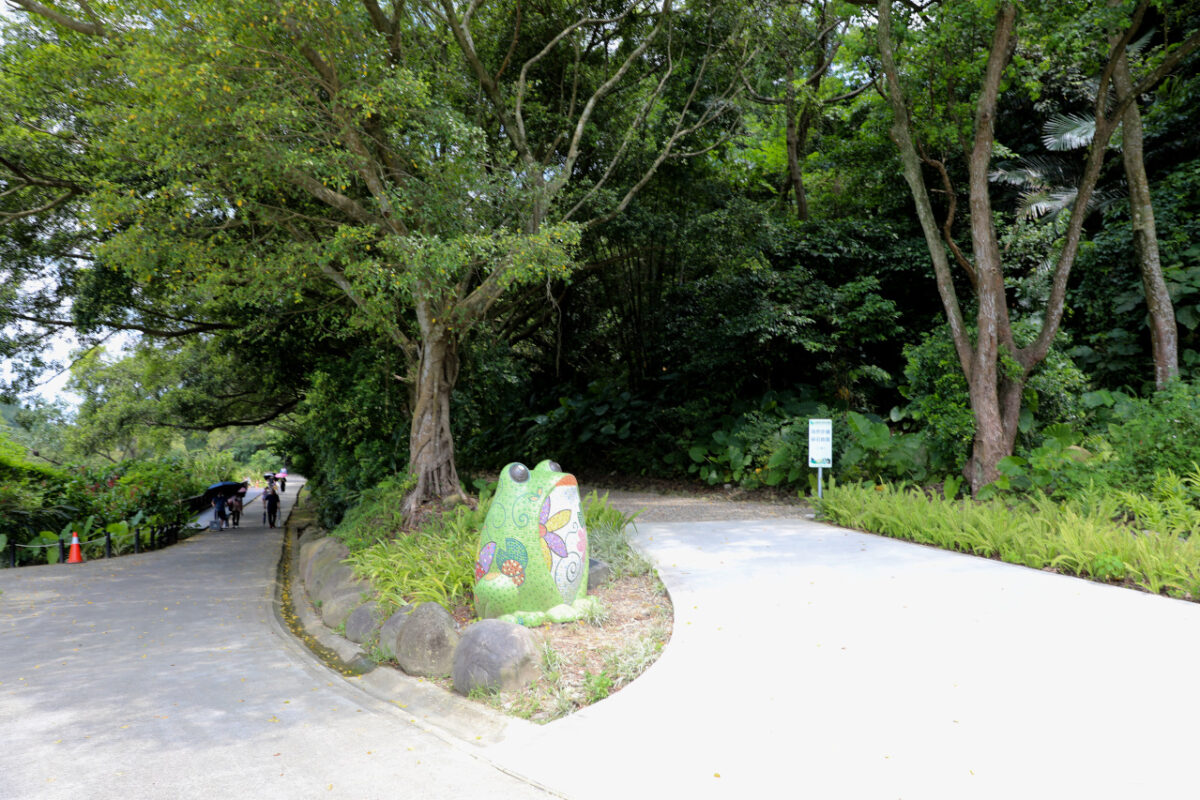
[206,481,242,531]
[212,492,230,530]
[278,468,287,493]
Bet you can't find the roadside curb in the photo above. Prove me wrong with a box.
[276,493,539,750]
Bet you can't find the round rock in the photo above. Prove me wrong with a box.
[344,601,383,644]
[376,605,414,660]
[452,619,542,696]
[395,602,459,678]
[587,558,613,590]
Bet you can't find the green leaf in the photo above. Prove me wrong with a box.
[1082,390,1114,409]
[728,445,744,468]
[767,450,791,468]
[688,445,708,464]
[1176,305,1200,331]
[997,456,1027,476]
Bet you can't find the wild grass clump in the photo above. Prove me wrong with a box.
[582,490,647,579]
[816,482,1200,599]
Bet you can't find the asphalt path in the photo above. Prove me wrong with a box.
[0,478,551,800]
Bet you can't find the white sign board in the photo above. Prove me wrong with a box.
[808,419,833,468]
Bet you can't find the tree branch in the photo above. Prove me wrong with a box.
[9,0,106,36]
[285,170,378,225]
[877,0,973,378]
[0,188,79,223]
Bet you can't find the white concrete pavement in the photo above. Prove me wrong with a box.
[483,517,1200,799]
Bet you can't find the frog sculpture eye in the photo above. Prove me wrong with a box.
[472,459,600,626]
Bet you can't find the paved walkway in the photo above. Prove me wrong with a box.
[0,478,551,800]
[484,513,1200,799]
[5,486,1200,799]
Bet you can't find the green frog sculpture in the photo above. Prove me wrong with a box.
[473,460,600,625]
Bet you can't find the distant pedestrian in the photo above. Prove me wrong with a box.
[212,494,230,531]
[265,488,280,528]
[229,495,243,528]
[278,469,287,493]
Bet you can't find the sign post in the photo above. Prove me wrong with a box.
[808,418,833,498]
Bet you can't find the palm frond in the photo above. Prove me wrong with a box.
[1128,29,1155,57]
[1042,113,1096,152]
[1019,187,1077,220]
[990,163,1045,188]
[1088,183,1129,216]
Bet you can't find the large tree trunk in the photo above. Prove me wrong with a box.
[1114,54,1178,389]
[402,303,464,519]
[878,0,1020,494]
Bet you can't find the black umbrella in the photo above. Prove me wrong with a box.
[205,481,243,498]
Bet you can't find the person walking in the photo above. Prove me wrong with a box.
[265,487,281,528]
[229,495,243,529]
[278,469,287,494]
[212,493,230,531]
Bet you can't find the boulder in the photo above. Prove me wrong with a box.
[321,586,370,629]
[452,619,542,695]
[298,535,324,571]
[587,558,613,590]
[344,601,383,644]
[303,538,348,590]
[376,605,415,660]
[395,602,459,678]
[314,562,361,607]
[297,524,324,547]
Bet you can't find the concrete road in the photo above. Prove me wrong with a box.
[483,516,1200,799]
[0,478,551,800]
[8,481,1200,800]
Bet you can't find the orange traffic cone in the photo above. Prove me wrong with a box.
[67,531,83,564]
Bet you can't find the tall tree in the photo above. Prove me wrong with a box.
[7,0,746,516]
[875,0,1200,492]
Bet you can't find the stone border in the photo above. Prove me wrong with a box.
[282,501,534,746]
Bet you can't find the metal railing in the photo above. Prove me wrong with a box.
[6,523,193,568]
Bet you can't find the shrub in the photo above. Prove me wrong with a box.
[901,324,1087,474]
[1089,380,1200,493]
[839,411,931,483]
[669,391,827,489]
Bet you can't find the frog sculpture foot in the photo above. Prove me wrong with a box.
[473,460,598,625]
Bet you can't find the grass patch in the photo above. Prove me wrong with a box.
[336,479,645,610]
[816,482,1200,599]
